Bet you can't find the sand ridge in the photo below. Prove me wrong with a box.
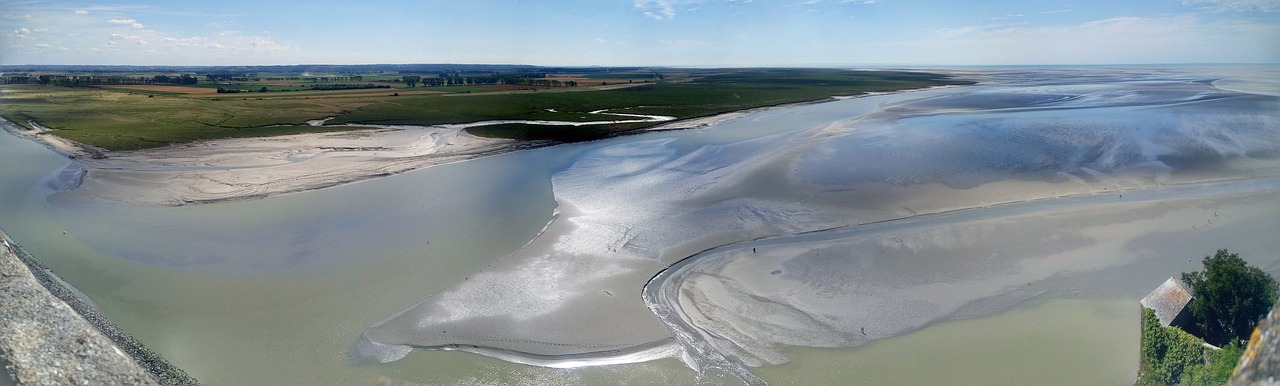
[46,125,535,206]
[6,109,705,206]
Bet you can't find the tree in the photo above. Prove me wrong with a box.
[1180,249,1278,346]
[402,75,421,87]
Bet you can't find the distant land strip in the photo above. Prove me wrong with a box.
[0,66,972,151]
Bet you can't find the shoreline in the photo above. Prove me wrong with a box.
[635,84,964,134]
[0,119,107,160]
[0,228,198,385]
[1,84,963,207]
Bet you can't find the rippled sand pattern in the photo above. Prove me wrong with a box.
[353,67,1280,382]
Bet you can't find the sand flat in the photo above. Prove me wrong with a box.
[352,67,1280,381]
[61,126,528,206]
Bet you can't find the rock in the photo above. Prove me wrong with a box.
[1231,300,1280,386]
[1,231,196,385]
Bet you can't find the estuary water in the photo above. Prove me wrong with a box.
[1,66,1279,385]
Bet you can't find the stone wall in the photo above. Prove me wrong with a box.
[0,230,196,385]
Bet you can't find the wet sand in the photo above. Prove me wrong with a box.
[646,178,1280,380]
[6,110,674,206]
[2,86,955,207]
[44,125,534,206]
[351,67,1280,381]
[2,106,689,207]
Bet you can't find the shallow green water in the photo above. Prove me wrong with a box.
[757,298,1139,385]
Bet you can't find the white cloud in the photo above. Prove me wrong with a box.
[74,9,89,15]
[108,18,145,29]
[14,28,30,37]
[1183,0,1280,12]
[247,38,276,48]
[841,0,877,3]
[34,43,49,48]
[634,0,681,20]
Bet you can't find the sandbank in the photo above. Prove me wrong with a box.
[1,86,948,207]
[348,66,1280,375]
[63,125,534,206]
[5,110,675,206]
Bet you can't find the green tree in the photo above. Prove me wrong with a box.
[402,75,421,87]
[1181,249,1278,347]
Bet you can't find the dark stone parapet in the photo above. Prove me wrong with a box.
[0,228,198,385]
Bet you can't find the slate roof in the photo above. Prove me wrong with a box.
[1141,276,1193,327]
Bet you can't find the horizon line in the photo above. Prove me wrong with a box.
[2,62,1278,70]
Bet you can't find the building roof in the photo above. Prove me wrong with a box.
[1141,276,1194,326]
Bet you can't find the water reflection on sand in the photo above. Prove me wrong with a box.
[2,66,1278,385]
[355,67,1280,383]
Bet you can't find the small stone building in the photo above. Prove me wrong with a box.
[1141,276,1194,329]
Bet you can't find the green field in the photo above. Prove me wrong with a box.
[0,87,366,149]
[0,68,970,150]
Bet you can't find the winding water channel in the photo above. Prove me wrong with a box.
[2,66,1279,385]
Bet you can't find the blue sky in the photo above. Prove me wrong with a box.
[1,0,1278,66]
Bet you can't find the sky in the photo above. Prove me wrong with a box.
[1,0,1278,66]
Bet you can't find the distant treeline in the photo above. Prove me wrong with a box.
[206,73,373,83]
[8,74,201,86]
[309,83,389,91]
[267,76,365,82]
[205,73,259,82]
[401,72,576,87]
[215,83,390,93]
[0,64,648,75]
